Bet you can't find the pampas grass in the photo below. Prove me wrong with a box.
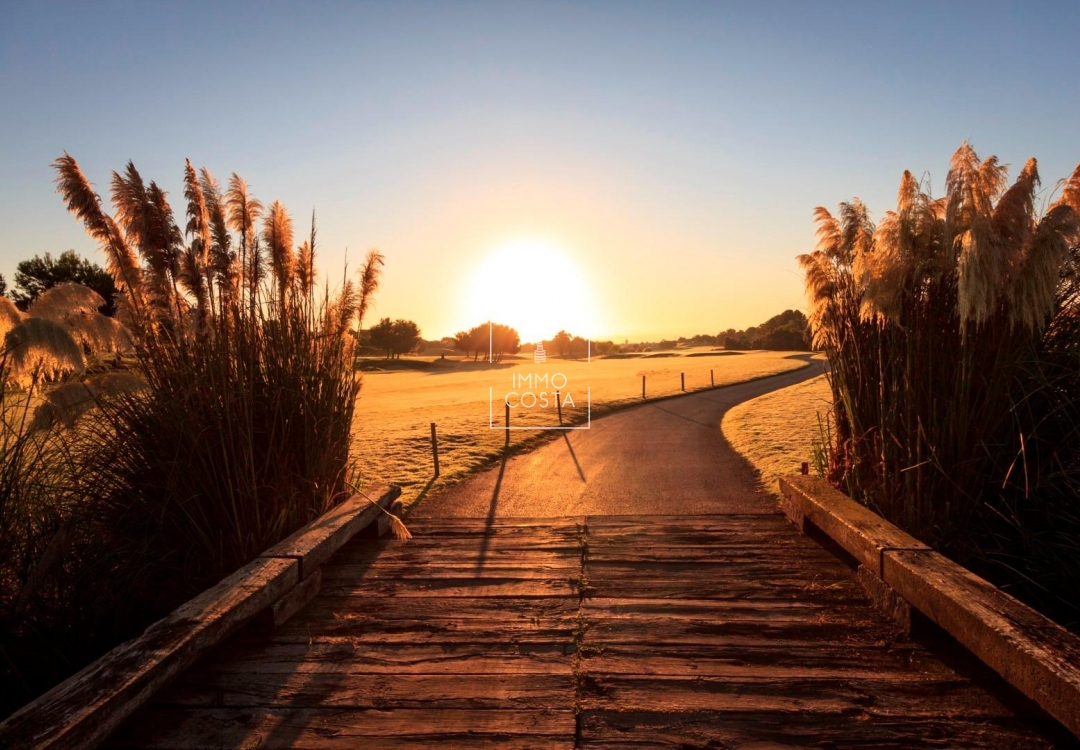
[804,142,1080,630]
[0,154,384,720]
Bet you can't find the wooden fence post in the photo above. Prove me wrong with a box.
[711,369,714,387]
[642,375,646,400]
[430,422,440,478]
[505,401,510,446]
[681,373,685,392]
[556,390,562,425]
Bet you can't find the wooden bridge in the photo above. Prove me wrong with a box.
[108,510,1068,748]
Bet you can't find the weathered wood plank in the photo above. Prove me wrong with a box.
[319,577,576,598]
[577,675,1028,718]
[780,475,930,576]
[579,643,962,680]
[109,708,576,749]
[322,562,580,580]
[577,711,1058,749]
[260,485,401,580]
[286,595,577,622]
[156,672,574,709]
[581,614,907,646]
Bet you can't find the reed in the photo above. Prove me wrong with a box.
[802,143,1080,629]
[0,155,382,718]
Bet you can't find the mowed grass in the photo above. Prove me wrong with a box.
[721,368,831,496]
[351,349,810,508]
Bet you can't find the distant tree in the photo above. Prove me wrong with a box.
[453,323,519,361]
[12,250,118,315]
[489,323,520,362]
[390,319,422,357]
[569,335,589,359]
[367,318,396,358]
[550,330,571,357]
[0,274,6,297]
[454,326,486,361]
[367,318,422,358]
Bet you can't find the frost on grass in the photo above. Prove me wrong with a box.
[721,373,832,497]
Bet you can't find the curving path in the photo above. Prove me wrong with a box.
[412,354,825,518]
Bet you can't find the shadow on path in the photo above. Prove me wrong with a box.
[562,434,587,483]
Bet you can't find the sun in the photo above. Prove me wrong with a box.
[461,239,594,343]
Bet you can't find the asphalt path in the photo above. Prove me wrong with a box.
[411,354,825,519]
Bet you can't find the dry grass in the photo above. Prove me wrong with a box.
[721,370,831,496]
[351,348,809,508]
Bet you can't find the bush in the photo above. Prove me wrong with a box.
[0,155,383,719]
[801,142,1080,630]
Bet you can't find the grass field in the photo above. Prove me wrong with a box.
[351,348,810,509]
[721,369,831,496]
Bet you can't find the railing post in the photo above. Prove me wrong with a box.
[642,375,646,400]
[556,390,563,425]
[430,422,440,478]
[505,400,510,446]
[681,372,685,392]
[711,369,714,387]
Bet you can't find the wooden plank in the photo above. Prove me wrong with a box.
[109,707,576,749]
[578,711,1058,749]
[323,562,580,580]
[287,595,577,621]
[260,484,401,580]
[577,675,1024,718]
[583,578,869,602]
[155,672,574,709]
[581,613,905,646]
[319,577,575,599]
[779,475,929,576]
[192,642,575,676]
[0,557,299,750]
[579,643,961,680]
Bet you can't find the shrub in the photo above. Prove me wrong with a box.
[801,142,1080,629]
[0,156,383,719]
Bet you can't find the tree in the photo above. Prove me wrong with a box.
[12,250,118,315]
[0,274,7,297]
[390,319,422,357]
[550,330,571,357]
[569,335,589,359]
[489,323,520,362]
[366,317,421,358]
[454,325,490,361]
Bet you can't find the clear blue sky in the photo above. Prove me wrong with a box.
[2,1,1079,340]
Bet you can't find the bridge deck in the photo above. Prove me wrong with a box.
[110,513,1064,748]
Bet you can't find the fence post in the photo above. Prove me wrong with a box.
[710,369,714,387]
[430,422,440,478]
[681,372,685,392]
[556,390,563,425]
[505,400,510,446]
[642,375,646,400]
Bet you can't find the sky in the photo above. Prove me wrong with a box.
[2,1,1080,341]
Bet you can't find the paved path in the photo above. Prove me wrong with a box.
[413,355,825,518]
[109,364,1069,747]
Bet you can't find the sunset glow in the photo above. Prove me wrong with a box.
[460,239,596,343]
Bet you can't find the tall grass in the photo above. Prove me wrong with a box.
[802,143,1080,629]
[0,155,381,718]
